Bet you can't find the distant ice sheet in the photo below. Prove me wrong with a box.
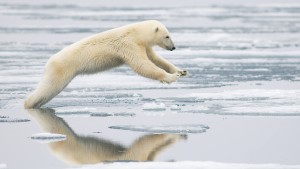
[109,124,209,134]
[30,132,66,143]
[70,161,300,169]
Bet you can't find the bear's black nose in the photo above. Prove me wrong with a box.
[171,47,176,51]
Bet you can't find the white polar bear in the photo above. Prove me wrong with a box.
[24,20,187,109]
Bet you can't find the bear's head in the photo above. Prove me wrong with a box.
[149,20,176,51]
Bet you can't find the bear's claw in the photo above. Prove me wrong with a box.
[179,70,188,76]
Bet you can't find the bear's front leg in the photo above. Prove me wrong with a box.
[146,48,188,76]
[124,56,180,84]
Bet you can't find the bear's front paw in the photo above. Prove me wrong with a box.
[171,68,188,76]
[161,73,180,84]
[178,70,188,76]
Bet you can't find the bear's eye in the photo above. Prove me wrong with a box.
[166,36,170,39]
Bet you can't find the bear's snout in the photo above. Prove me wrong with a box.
[170,46,176,51]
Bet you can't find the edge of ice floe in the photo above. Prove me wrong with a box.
[67,161,300,169]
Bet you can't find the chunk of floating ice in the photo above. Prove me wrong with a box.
[143,102,166,111]
[133,93,142,97]
[55,107,95,117]
[90,112,136,117]
[30,133,66,143]
[69,161,300,169]
[113,112,135,117]
[104,93,142,99]
[90,112,112,117]
[109,124,209,134]
[0,118,30,123]
[170,104,181,111]
[55,112,91,117]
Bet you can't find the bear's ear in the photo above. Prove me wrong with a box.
[155,27,159,33]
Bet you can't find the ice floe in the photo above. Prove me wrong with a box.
[69,161,300,169]
[91,112,136,117]
[109,124,209,134]
[113,112,136,117]
[0,117,30,123]
[55,108,93,117]
[143,102,166,111]
[55,107,136,117]
[90,112,113,117]
[30,132,66,143]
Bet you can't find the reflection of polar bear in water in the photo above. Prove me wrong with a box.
[24,20,187,109]
[28,109,187,164]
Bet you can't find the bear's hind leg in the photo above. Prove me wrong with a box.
[24,67,74,109]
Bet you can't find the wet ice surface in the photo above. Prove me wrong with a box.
[1,0,300,168]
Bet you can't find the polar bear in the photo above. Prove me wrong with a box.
[28,108,187,164]
[24,20,187,109]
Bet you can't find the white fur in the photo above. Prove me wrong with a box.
[24,20,185,109]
